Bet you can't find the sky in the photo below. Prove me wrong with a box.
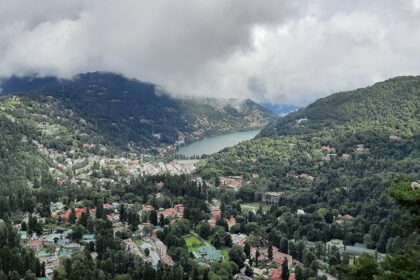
[0,0,420,105]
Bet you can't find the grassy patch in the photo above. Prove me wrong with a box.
[240,202,270,213]
[220,248,230,262]
[317,207,328,217]
[184,234,206,251]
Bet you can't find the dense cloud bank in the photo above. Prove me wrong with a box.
[1,0,420,104]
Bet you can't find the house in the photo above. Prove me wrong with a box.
[149,251,160,268]
[228,216,237,229]
[142,204,155,213]
[341,153,351,160]
[298,173,314,181]
[297,209,305,215]
[296,118,308,124]
[321,145,335,153]
[231,234,248,247]
[339,242,381,258]
[43,233,61,245]
[326,239,345,250]
[324,153,337,160]
[59,208,95,220]
[19,230,28,241]
[219,176,243,190]
[260,192,284,204]
[82,234,95,243]
[251,246,292,268]
[335,214,354,224]
[355,144,368,153]
[27,239,42,251]
[158,204,185,220]
[192,246,224,264]
[411,181,420,191]
[272,248,292,267]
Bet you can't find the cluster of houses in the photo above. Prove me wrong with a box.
[219,176,244,190]
[19,227,96,278]
[230,233,297,280]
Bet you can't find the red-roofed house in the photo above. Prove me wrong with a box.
[211,209,221,219]
[272,247,293,267]
[143,204,155,213]
[272,268,281,280]
[59,208,95,220]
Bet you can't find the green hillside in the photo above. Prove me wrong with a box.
[195,76,420,258]
[1,72,276,153]
[261,76,420,137]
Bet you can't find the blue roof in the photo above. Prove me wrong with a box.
[19,231,28,239]
[82,234,95,241]
[140,242,153,250]
[59,248,73,257]
[192,246,223,262]
[45,233,61,243]
[149,251,160,266]
[57,238,70,246]
[339,246,377,255]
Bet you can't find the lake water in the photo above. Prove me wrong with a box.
[177,129,261,157]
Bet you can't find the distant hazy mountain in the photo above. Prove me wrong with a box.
[260,103,301,116]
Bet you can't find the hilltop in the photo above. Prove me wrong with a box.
[261,76,420,137]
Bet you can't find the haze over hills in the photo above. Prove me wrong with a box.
[260,103,301,116]
[0,72,276,154]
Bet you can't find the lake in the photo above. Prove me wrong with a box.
[177,129,261,157]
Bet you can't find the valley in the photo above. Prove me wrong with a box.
[0,75,419,280]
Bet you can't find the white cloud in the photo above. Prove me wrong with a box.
[0,0,419,104]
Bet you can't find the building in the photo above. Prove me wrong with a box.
[326,239,345,250]
[231,234,248,247]
[192,246,224,264]
[260,192,285,204]
[219,176,243,190]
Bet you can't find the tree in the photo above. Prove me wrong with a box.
[281,259,290,280]
[245,265,253,277]
[149,210,158,226]
[68,208,77,224]
[244,243,251,260]
[96,200,105,219]
[268,243,273,261]
[196,221,211,239]
[346,254,380,280]
[255,249,260,267]
[280,238,288,254]
[229,245,245,268]
[119,204,127,223]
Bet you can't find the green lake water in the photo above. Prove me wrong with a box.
[177,129,260,157]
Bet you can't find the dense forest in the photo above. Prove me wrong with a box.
[196,76,420,276]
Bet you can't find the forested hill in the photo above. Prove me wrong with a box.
[260,76,420,137]
[0,72,276,152]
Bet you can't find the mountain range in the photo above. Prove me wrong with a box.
[0,72,276,154]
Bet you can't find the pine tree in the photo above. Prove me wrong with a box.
[281,259,290,280]
[268,243,273,261]
[68,208,77,224]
